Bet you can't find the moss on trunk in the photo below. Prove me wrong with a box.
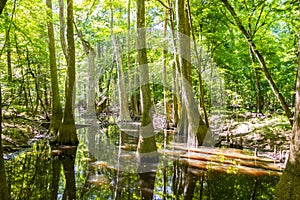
[275,161,300,199]
[136,0,157,156]
[47,0,62,136]
[57,112,78,145]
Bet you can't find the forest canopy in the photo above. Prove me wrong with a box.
[1,0,300,199]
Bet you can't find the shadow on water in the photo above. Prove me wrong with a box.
[4,125,281,199]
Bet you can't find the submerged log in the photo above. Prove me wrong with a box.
[164,144,283,176]
[171,144,275,163]
[180,152,282,172]
[183,158,282,176]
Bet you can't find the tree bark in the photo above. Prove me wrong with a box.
[168,0,181,127]
[177,0,208,146]
[86,48,96,116]
[46,0,63,135]
[221,0,292,124]
[0,0,7,15]
[136,0,157,155]
[177,0,190,139]
[275,31,300,200]
[162,10,171,129]
[186,0,209,127]
[7,33,12,81]
[76,26,97,117]
[0,85,9,200]
[57,0,78,145]
[249,47,263,113]
[58,0,68,60]
[110,5,132,122]
[127,0,137,117]
[167,0,180,127]
[4,2,16,81]
[172,61,179,127]
[131,69,141,117]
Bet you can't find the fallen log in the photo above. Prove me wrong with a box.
[182,158,282,177]
[180,152,283,172]
[164,144,283,175]
[171,144,275,163]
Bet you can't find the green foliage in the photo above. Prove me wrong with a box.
[1,1,299,198]
[190,0,298,112]
[0,0,295,119]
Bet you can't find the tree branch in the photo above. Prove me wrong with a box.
[59,0,68,60]
[252,3,265,36]
[221,0,251,41]
[0,0,16,57]
[0,0,8,15]
[156,0,171,10]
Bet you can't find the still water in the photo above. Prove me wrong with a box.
[4,125,280,200]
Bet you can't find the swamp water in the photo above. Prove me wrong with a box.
[4,125,281,199]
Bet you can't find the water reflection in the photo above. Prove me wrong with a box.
[51,146,77,200]
[4,126,280,199]
[6,142,53,199]
[51,153,60,200]
[139,171,157,200]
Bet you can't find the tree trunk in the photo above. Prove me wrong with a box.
[127,0,136,117]
[249,41,291,117]
[57,0,78,146]
[131,70,141,117]
[221,0,292,124]
[274,31,300,200]
[0,85,9,200]
[0,0,7,15]
[186,0,209,127]
[110,5,132,122]
[177,0,191,139]
[76,27,96,117]
[249,47,263,113]
[172,61,179,127]
[46,0,63,135]
[58,0,68,60]
[162,10,171,129]
[7,33,12,81]
[136,0,157,155]
[177,0,208,146]
[43,79,50,111]
[167,0,180,128]
[86,48,96,117]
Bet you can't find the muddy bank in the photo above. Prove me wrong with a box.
[2,113,49,155]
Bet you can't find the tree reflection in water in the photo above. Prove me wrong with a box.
[6,141,53,199]
[137,151,159,200]
[139,171,157,200]
[51,153,60,200]
[4,127,281,199]
[51,146,77,200]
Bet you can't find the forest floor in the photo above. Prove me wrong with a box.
[215,110,291,163]
[1,108,292,165]
[1,110,49,154]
